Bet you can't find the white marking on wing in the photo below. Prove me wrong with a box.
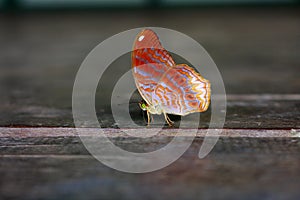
[138,35,144,42]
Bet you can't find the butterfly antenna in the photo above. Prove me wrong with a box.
[116,101,141,106]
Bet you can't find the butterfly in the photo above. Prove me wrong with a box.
[131,29,211,126]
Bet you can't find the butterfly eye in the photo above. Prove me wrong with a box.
[139,102,147,111]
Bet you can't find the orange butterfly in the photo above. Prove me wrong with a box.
[132,29,210,126]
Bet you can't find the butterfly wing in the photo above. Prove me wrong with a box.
[132,29,211,116]
[154,64,211,116]
[132,29,175,105]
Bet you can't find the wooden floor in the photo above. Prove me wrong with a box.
[0,7,300,200]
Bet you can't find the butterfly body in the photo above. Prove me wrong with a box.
[132,29,210,126]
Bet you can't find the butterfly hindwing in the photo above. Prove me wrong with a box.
[154,64,210,115]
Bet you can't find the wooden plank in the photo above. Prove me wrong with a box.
[0,127,299,138]
[0,97,299,128]
[0,130,299,199]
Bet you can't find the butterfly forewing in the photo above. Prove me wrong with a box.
[132,29,175,105]
[132,29,175,68]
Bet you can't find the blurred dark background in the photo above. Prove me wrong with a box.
[0,0,299,10]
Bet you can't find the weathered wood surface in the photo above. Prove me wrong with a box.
[1,94,300,128]
[1,128,300,138]
[0,128,300,200]
[0,7,300,200]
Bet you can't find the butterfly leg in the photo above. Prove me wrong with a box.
[164,113,174,126]
[147,111,151,126]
